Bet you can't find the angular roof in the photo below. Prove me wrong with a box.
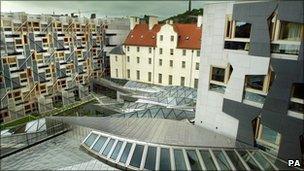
[124,23,202,49]
[109,45,125,55]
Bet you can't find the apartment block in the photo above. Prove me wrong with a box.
[195,1,303,161]
[0,12,129,123]
[110,16,202,88]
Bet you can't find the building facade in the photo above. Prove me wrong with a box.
[0,12,129,123]
[110,16,202,88]
[195,1,303,161]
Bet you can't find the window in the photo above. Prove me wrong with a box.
[245,75,265,91]
[194,78,199,89]
[84,133,98,147]
[119,143,132,163]
[102,139,115,156]
[159,148,171,170]
[115,69,118,77]
[170,60,173,67]
[186,150,202,170]
[279,21,303,41]
[158,74,162,83]
[211,67,225,83]
[225,16,233,38]
[168,75,173,85]
[234,21,251,38]
[115,56,118,62]
[159,48,163,54]
[127,56,130,62]
[159,59,162,66]
[144,146,157,170]
[148,58,152,64]
[170,35,174,41]
[182,61,186,68]
[180,77,185,86]
[174,149,187,170]
[127,46,130,51]
[289,83,304,114]
[110,141,123,160]
[170,49,174,55]
[149,47,152,53]
[137,46,140,52]
[148,72,152,82]
[195,63,199,70]
[137,57,140,63]
[182,49,186,56]
[127,69,130,78]
[258,124,281,146]
[160,35,163,41]
[130,145,144,168]
[136,70,140,80]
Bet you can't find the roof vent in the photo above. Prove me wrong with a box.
[152,36,155,39]
[131,35,133,38]
[186,36,189,40]
[140,35,143,38]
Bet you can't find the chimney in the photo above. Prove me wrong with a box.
[197,15,203,27]
[130,16,139,30]
[90,13,96,19]
[148,16,158,30]
[169,20,173,25]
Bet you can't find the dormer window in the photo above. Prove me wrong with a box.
[186,36,190,40]
[140,35,143,38]
[131,35,134,38]
[152,36,155,39]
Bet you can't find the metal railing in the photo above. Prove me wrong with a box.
[0,122,70,158]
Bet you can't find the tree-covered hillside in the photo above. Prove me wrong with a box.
[161,8,204,24]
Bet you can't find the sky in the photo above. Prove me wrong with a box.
[1,1,206,20]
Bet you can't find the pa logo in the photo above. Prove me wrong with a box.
[288,159,301,167]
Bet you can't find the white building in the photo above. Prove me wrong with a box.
[110,16,203,88]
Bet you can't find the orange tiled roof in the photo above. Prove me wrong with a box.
[124,23,202,49]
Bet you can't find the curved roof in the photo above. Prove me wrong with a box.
[124,23,202,49]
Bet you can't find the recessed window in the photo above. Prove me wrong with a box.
[289,83,304,113]
[148,58,152,64]
[197,50,200,57]
[115,56,118,62]
[234,21,251,38]
[158,74,162,83]
[115,69,118,77]
[170,35,174,41]
[159,59,162,66]
[137,57,140,63]
[211,67,225,83]
[245,75,265,91]
[195,63,199,70]
[180,77,185,86]
[170,49,174,55]
[194,78,199,89]
[182,61,186,68]
[182,49,186,56]
[148,72,152,82]
[127,69,130,78]
[149,47,152,53]
[259,125,281,146]
[136,70,140,80]
[160,35,163,41]
[169,60,173,67]
[137,46,140,52]
[127,56,130,62]
[159,48,163,55]
[279,21,303,41]
[168,75,173,85]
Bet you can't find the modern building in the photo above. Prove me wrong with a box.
[195,1,303,162]
[0,12,129,123]
[109,16,202,88]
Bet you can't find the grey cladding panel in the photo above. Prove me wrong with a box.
[277,1,304,24]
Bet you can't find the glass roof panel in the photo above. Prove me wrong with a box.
[250,151,275,170]
[130,144,144,168]
[119,143,132,164]
[174,149,187,170]
[261,152,291,170]
[84,133,98,147]
[225,150,246,170]
[102,139,115,156]
[199,150,217,170]
[92,136,108,153]
[237,150,262,170]
[144,146,157,170]
[186,150,202,170]
[159,148,171,170]
[110,141,123,160]
[212,150,231,170]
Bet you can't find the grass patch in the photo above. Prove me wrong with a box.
[0,115,38,130]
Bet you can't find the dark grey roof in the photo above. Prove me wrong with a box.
[109,45,125,55]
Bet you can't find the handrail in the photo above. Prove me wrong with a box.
[15,20,28,32]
